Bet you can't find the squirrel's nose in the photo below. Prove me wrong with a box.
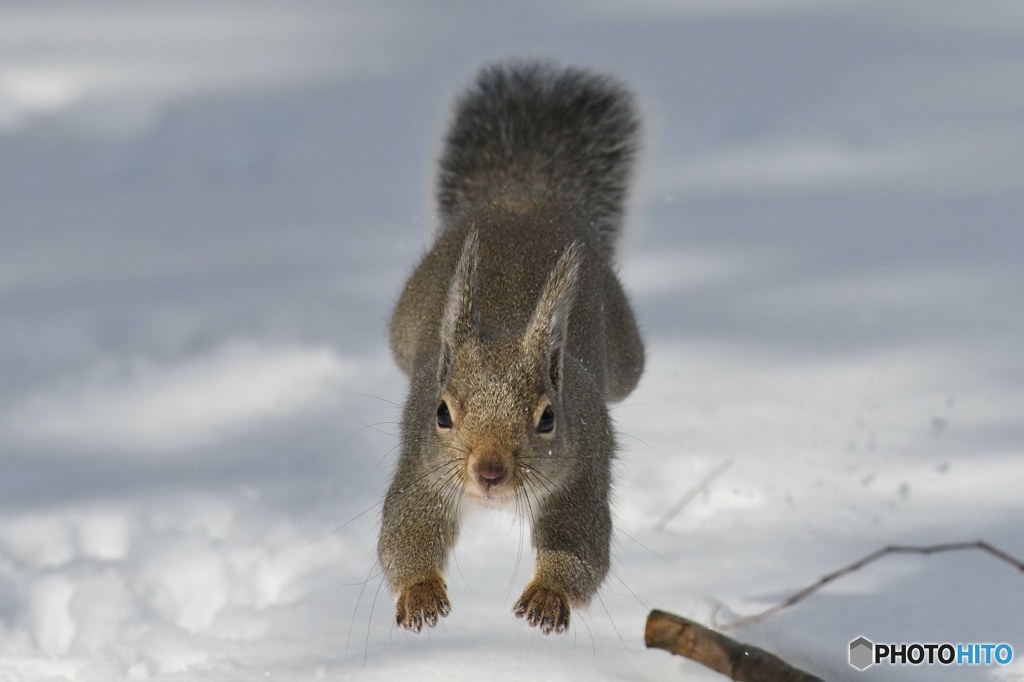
[474,457,509,487]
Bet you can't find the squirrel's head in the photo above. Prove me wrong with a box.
[430,231,582,508]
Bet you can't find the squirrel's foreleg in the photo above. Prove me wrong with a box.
[377,475,459,632]
[515,478,612,634]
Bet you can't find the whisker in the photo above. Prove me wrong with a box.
[410,457,466,490]
[617,526,672,565]
[347,558,381,654]
[504,485,526,602]
[517,470,542,524]
[596,589,629,652]
[301,500,383,548]
[616,430,655,450]
[575,608,597,656]
[517,454,579,463]
[347,391,403,408]
[370,440,404,477]
[608,565,649,611]
[364,569,386,666]
[451,540,470,589]
[425,466,465,506]
[337,567,385,587]
[518,464,556,499]
[347,418,403,442]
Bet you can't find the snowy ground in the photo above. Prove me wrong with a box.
[2,1,1022,681]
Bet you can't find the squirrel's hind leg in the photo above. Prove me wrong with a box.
[602,271,645,402]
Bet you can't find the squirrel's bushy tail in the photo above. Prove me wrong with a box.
[437,60,640,256]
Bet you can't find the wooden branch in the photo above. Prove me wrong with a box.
[720,540,1024,631]
[645,541,1023,679]
[645,609,823,682]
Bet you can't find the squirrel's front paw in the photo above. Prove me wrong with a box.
[513,582,570,635]
[395,575,451,633]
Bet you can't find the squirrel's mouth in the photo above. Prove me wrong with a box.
[466,476,515,504]
[466,486,516,507]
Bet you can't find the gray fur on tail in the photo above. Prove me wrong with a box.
[437,60,640,256]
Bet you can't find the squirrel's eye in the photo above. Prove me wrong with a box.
[436,401,453,429]
[536,404,555,434]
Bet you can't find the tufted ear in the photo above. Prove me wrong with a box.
[522,241,583,394]
[438,230,479,384]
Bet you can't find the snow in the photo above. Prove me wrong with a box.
[1,1,1022,680]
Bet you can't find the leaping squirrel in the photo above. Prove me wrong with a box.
[378,60,645,635]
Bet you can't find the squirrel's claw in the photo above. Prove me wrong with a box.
[395,576,450,633]
[514,583,570,635]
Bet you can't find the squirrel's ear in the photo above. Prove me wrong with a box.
[523,241,583,393]
[438,230,480,384]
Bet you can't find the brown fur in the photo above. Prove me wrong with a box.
[378,61,644,635]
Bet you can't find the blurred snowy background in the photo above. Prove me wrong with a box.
[1,1,1022,680]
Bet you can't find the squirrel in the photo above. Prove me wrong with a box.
[378,60,644,636]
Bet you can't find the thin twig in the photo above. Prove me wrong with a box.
[654,459,733,531]
[720,540,1024,631]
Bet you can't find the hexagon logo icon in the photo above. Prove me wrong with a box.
[849,636,875,670]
